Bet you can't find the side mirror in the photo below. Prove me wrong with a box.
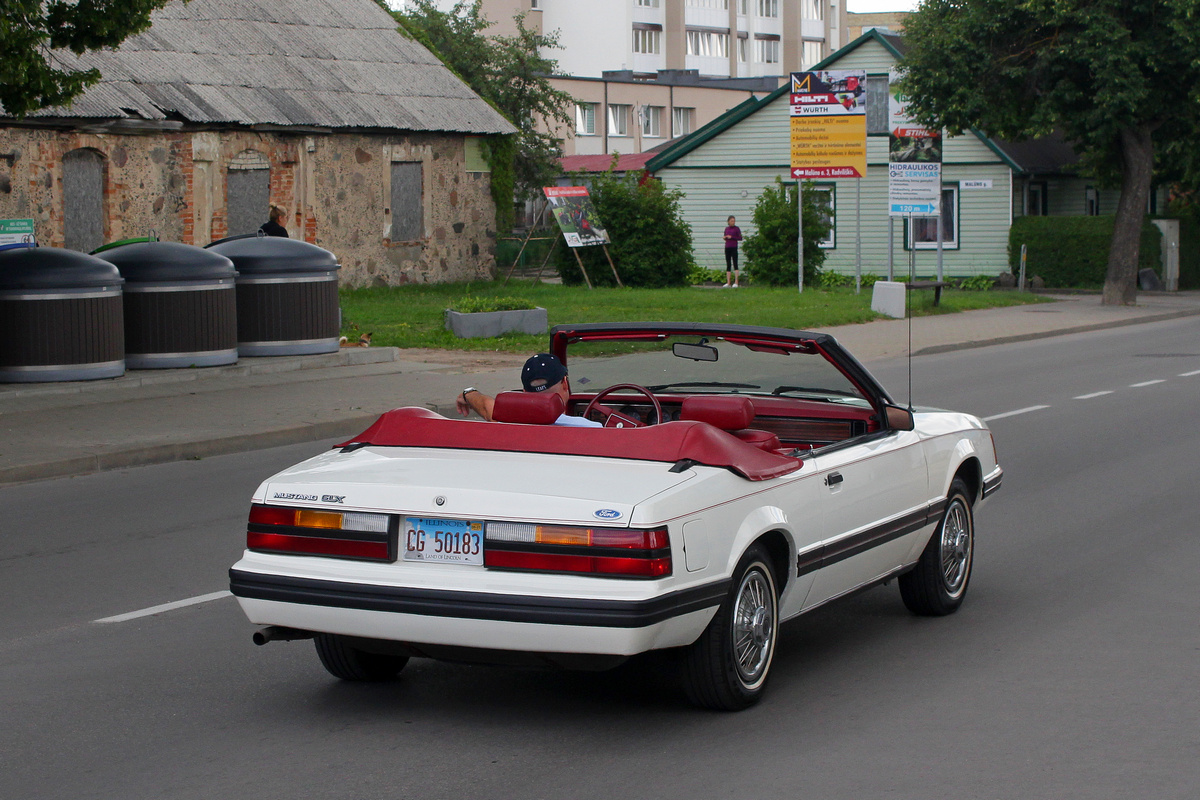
[885,404,914,431]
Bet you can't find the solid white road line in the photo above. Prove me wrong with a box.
[94,590,232,624]
[983,405,1050,422]
[1180,369,1200,377]
[1129,380,1167,388]
[1073,391,1114,400]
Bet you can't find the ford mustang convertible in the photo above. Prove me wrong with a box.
[230,322,1002,710]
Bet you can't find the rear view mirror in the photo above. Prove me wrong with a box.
[673,342,718,362]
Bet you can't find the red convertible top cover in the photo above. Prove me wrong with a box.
[341,408,803,481]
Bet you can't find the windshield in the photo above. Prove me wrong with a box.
[565,335,870,406]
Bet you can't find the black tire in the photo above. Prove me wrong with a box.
[313,634,409,681]
[900,477,974,616]
[681,544,779,711]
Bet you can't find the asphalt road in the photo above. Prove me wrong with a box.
[3,317,1198,800]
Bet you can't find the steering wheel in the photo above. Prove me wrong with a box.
[582,384,663,428]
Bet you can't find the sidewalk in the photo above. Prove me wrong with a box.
[3,291,1198,485]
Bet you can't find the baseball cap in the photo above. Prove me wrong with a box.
[521,353,568,392]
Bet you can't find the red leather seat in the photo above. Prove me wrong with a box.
[680,396,782,452]
[491,391,564,424]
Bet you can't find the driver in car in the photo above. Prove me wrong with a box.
[456,353,601,427]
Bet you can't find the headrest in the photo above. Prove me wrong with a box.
[680,395,756,431]
[491,390,565,425]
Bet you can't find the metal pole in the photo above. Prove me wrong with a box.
[1019,243,1027,291]
[797,182,804,293]
[888,216,894,281]
[855,178,862,294]
[936,205,944,282]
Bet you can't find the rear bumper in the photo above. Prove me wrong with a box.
[230,567,726,656]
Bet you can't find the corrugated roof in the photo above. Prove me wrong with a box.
[11,0,514,135]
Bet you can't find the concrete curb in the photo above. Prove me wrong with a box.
[0,347,398,402]
[913,307,1200,356]
[0,415,380,486]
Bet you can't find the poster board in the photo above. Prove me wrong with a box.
[789,70,867,179]
[887,71,941,216]
[542,187,610,248]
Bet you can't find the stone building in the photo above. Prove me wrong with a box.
[0,0,515,285]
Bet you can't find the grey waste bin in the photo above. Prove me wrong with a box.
[97,241,238,369]
[206,235,341,356]
[0,243,125,382]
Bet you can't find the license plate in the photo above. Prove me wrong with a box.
[403,517,484,565]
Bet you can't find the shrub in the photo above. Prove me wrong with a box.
[957,275,995,291]
[553,169,694,288]
[1008,215,1162,289]
[741,178,830,287]
[450,295,535,313]
[687,264,726,285]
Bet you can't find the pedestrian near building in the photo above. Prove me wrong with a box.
[260,206,289,237]
[723,215,742,288]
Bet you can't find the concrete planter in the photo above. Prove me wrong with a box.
[444,307,548,338]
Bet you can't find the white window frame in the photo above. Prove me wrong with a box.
[575,103,598,136]
[608,104,631,137]
[686,30,729,58]
[757,0,779,18]
[737,37,748,62]
[672,107,694,138]
[633,29,661,54]
[908,186,960,250]
[802,40,824,69]
[636,0,659,6]
[641,105,663,138]
[755,38,780,64]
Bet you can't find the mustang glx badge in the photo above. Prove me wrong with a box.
[593,509,622,520]
[272,492,318,502]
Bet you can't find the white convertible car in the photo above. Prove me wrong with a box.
[231,322,1002,710]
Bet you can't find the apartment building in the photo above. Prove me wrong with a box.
[414,0,846,155]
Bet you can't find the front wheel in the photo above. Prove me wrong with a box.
[314,634,409,681]
[681,544,779,711]
[899,478,974,616]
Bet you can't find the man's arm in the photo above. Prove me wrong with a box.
[456,388,494,421]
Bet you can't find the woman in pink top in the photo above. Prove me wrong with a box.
[722,215,742,287]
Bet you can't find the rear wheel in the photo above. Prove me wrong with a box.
[314,634,409,681]
[682,544,779,711]
[900,477,974,616]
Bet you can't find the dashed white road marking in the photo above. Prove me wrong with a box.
[1130,380,1166,388]
[1073,391,1114,400]
[1180,369,1200,377]
[983,405,1050,422]
[94,590,231,624]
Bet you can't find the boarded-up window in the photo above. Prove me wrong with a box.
[63,149,105,252]
[391,162,423,241]
[226,150,271,236]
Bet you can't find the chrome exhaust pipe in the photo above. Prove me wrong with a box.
[252,625,315,646]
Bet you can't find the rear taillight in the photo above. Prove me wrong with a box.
[247,504,394,561]
[484,522,671,578]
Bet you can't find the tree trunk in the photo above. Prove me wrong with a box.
[1103,125,1154,306]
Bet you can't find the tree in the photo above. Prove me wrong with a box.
[899,0,1200,305]
[553,168,694,288]
[1,0,175,117]
[742,178,829,287]
[390,0,575,200]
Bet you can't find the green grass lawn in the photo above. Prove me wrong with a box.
[339,280,1047,353]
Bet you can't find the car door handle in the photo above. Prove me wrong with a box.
[825,471,843,487]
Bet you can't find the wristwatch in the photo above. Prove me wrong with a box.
[462,387,478,402]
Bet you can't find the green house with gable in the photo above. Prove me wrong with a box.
[644,29,1168,281]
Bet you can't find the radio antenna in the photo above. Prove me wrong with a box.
[907,214,914,412]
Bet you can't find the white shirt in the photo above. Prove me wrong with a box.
[555,413,602,427]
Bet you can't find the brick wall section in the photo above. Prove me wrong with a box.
[0,126,497,284]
